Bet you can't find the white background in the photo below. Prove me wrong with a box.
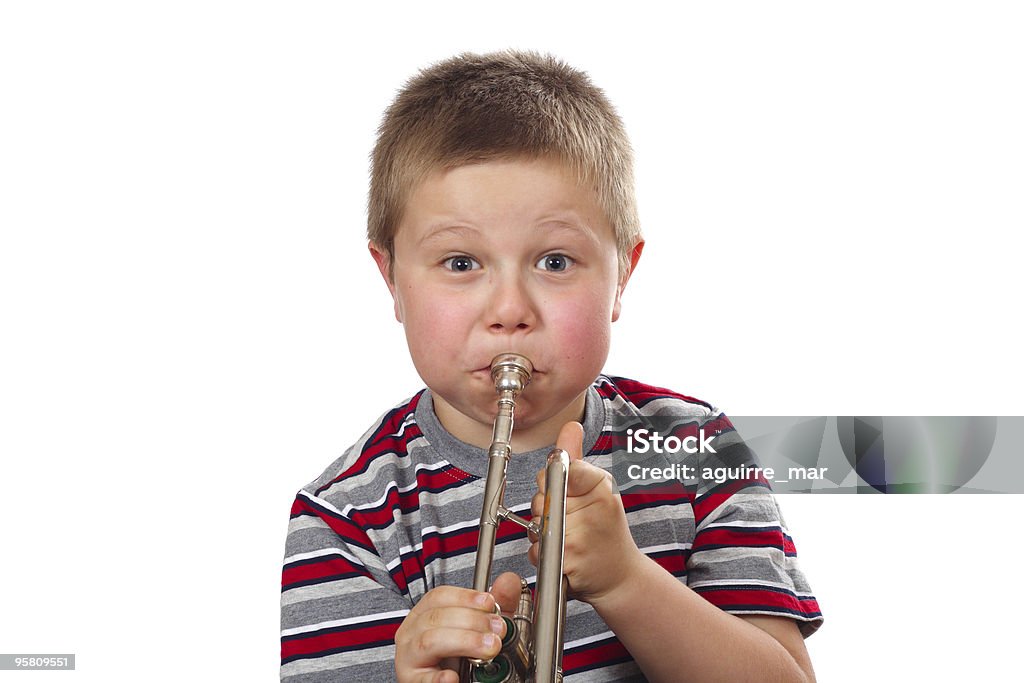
[2,1,1022,680]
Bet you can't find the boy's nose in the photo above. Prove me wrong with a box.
[487,275,538,333]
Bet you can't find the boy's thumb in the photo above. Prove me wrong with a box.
[555,421,584,461]
[489,572,525,613]
[536,421,586,494]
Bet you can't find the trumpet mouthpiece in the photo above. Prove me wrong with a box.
[490,353,533,395]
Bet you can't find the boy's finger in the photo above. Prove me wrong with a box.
[420,585,497,613]
[489,571,523,613]
[432,670,459,683]
[418,605,506,640]
[410,625,502,667]
[537,420,585,495]
[555,421,584,461]
[536,419,585,493]
[566,458,607,498]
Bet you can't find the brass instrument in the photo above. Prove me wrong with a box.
[461,353,570,683]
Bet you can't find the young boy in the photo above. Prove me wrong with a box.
[281,51,821,682]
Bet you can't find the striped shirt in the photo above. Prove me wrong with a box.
[281,376,822,681]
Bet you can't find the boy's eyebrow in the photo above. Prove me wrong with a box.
[417,214,605,247]
[417,224,482,247]
[536,217,605,246]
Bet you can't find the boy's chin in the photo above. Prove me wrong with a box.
[438,389,544,427]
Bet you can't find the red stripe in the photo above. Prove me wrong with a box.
[283,555,369,587]
[621,488,693,507]
[394,553,428,593]
[334,425,424,484]
[591,432,615,453]
[421,517,530,560]
[563,638,629,673]
[650,552,686,575]
[281,620,401,660]
[696,587,820,618]
[291,495,375,550]
[694,527,786,552]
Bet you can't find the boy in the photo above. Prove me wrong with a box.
[281,51,821,682]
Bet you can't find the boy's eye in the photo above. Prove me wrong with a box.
[536,253,574,272]
[443,255,480,272]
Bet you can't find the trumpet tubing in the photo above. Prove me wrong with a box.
[461,353,569,683]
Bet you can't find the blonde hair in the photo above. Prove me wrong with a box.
[368,50,640,277]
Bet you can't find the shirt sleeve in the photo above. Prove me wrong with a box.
[687,478,823,636]
[280,490,411,681]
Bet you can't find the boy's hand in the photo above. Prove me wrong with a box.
[394,573,522,683]
[529,422,645,604]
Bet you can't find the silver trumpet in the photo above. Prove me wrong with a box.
[460,353,570,683]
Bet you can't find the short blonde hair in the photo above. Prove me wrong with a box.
[368,50,641,277]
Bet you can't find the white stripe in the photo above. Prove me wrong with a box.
[688,577,816,598]
[339,460,452,515]
[394,502,532,562]
[297,489,346,517]
[703,519,782,529]
[638,541,692,554]
[564,630,615,651]
[342,481,405,516]
[280,575,384,607]
[312,422,427,498]
[419,502,527,538]
[694,491,774,531]
[421,517,479,537]
[339,462,448,516]
[385,554,405,573]
[281,609,410,638]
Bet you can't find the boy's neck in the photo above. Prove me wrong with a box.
[434,392,587,453]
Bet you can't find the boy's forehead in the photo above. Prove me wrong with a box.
[400,158,607,230]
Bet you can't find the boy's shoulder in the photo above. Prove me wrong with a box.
[595,374,721,423]
[298,390,431,509]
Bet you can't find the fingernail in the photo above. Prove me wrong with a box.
[490,616,504,634]
[483,633,498,649]
[475,593,491,608]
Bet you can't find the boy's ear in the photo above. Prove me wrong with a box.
[611,240,644,322]
[368,241,403,323]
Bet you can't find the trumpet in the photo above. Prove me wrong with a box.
[461,353,570,683]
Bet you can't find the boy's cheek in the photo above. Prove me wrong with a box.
[402,299,473,353]
[550,315,612,370]
[552,297,615,336]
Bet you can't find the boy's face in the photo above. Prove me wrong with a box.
[371,158,638,449]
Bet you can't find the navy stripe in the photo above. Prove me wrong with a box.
[719,604,824,620]
[695,583,806,598]
[283,552,363,571]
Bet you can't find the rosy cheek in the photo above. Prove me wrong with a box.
[548,299,612,361]
[404,289,472,350]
